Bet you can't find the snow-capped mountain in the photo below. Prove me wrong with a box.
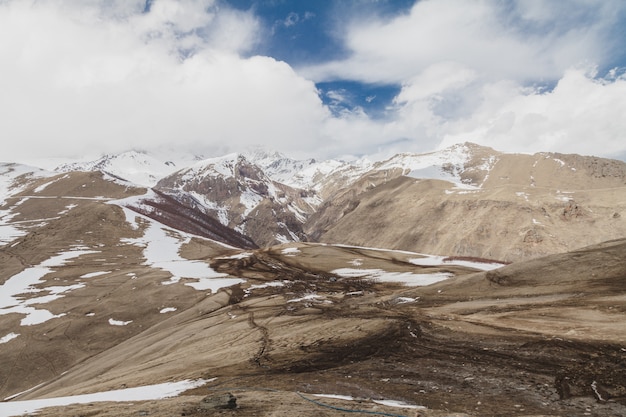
[153,153,316,246]
[55,150,182,188]
[2,144,626,417]
[5,142,620,260]
[372,142,498,188]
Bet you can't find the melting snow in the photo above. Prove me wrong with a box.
[240,189,262,217]
[33,177,64,193]
[281,247,301,255]
[57,203,78,215]
[0,332,19,344]
[312,393,355,401]
[219,252,253,260]
[0,221,24,245]
[0,249,97,325]
[244,281,286,297]
[310,394,425,410]
[332,268,452,286]
[80,271,110,279]
[409,255,503,271]
[373,399,426,409]
[117,204,244,294]
[288,294,324,303]
[108,318,132,326]
[0,379,209,416]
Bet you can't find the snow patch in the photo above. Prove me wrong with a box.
[372,399,426,409]
[395,297,417,304]
[0,332,19,344]
[240,189,262,217]
[116,204,245,294]
[0,249,97,326]
[312,393,355,401]
[57,203,78,215]
[246,281,286,292]
[332,268,452,286]
[219,252,253,260]
[288,294,323,303]
[409,255,503,271]
[80,271,110,279]
[0,379,209,416]
[109,318,132,326]
[281,247,301,255]
[159,307,177,314]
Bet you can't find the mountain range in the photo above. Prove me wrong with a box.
[1,143,625,416]
[41,142,626,261]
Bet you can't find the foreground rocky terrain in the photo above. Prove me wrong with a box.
[1,145,625,416]
[3,238,626,417]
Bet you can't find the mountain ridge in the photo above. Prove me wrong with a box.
[1,144,626,416]
[13,142,622,261]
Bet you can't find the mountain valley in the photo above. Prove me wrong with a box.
[1,143,625,416]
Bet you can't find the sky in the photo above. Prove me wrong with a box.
[1,0,626,163]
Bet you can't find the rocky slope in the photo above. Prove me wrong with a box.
[1,150,626,417]
[153,153,316,247]
[47,143,626,262]
[309,144,626,261]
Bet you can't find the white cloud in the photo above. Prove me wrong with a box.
[296,0,626,160]
[0,0,625,164]
[302,0,623,84]
[440,67,626,157]
[318,66,626,160]
[0,0,330,161]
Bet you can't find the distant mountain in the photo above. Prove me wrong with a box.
[55,150,181,187]
[153,153,316,247]
[13,142,622,261]
[2,145,626,417]
[310,143,626,261]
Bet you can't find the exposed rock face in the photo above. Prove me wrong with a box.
[122,189,258,249]
[200,393,237,410]
[1,159,626,417]
[41,143,626,261]
[155,154,315,247]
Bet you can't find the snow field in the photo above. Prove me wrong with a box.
[0,248,98,328]
[117,203,245,293]
[0,379,209,416]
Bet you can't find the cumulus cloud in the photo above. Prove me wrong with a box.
[440,67,626,157]
[323,66,626,160]
[298,0,626,159]
[302,0,623,84]
[0,0,332,161]
[0,0,625,164]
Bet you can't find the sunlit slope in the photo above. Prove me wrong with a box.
[313,152,626,262]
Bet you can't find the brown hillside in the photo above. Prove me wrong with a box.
[310,150,626,262]
[7,239,626,417]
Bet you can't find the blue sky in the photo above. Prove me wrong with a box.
[1,0,626,163]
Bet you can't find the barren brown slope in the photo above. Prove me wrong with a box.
[0,172,239,400]
[310,151,626,262]
[10,240,626,417]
